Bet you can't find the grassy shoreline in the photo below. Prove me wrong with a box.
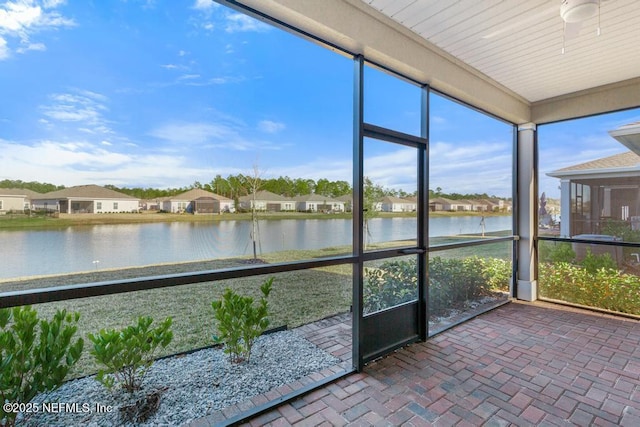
[0,210,510,231]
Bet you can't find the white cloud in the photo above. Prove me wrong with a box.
[150,122,235,145]
[0,1,41,31]
[149,120,284,152]
[39,89,114,135]
[0,36,8,59]
[178,73,200,80]
[224,13,270,33]
[429,140,512,196]
[192,0,216,11]
[258,120,285,134]
[0,138,214,188]
[42,0,66,8]
[0,0,74,60]
[16,41,45,53]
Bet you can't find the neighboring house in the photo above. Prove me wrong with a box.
[295,194,345,213]
[548,150,640,237]
[32,185,140,214]
[238,190,295,212]
[379,195,416,212]
[141,199,161,211]
[336,194,352,212]
[0,188,42,213]
[429,197,472,211]
[547,121,640,237]
[162,189,233,214]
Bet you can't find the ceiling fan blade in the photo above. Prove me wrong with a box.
[482,5,557,39]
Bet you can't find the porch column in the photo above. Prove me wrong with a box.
[560,179,571,237]
[517,123,537,301]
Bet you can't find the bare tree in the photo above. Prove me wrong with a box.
[243,163,264,260]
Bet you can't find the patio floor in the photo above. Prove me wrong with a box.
[234,301,640,426]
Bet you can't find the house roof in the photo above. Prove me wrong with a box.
[35,185,138,200]
[171,189,232,201]
[429,197,454,205]
[548,151,640,178]
[238,190,292,202]
[0,188,42,198]
[294,194,342,203]
[380,195,414,204]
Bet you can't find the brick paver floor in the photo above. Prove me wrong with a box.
[236,301,640,426]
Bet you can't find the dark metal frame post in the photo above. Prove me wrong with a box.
[352,54,365,371]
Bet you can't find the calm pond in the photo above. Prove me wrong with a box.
[0,216,511,280]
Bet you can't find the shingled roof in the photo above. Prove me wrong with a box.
[0,188,43,198]
[35,185,137,200]
[552,151,640,173]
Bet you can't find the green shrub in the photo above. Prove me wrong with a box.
[363,260,417,314]
[363,256,508,317]
[0,306,83,427]
[88,316,173,393]
[539,241,576,263]
[601,219,640,242]
[211,278,273,364]
[539,262,640,315]
[429,257,493,316]
[580,248,618,274]
[478,257,511,292]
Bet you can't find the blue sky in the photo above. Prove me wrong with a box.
[1,0,636,199]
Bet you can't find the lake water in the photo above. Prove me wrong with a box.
[0,216,511,280]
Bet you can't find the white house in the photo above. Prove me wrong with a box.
[0,188,41,213]
[295,194,345,213]
[32,185,140,214]
[239,190,295,212]
[379,195,416,212]
[162,189,234,214]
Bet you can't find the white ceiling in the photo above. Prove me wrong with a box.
[361,0,640,103]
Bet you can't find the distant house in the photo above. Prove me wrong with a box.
[0,188,42,213]
[239,190,295,212]
[295,194,345,213]
[379,195,416,212]
[336,194,352,212]
[162,189,233,214]
[429,197,472,211]
[32,185,140,214]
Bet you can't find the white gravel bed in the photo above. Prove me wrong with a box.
[19,330,339,427]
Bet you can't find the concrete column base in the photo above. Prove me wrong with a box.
[517,280,537,302]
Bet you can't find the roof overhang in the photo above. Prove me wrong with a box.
[609,122,640,155]
[547,167,640,180]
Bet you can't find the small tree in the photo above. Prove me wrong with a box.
[1,306,84,427]
[89,316,173,393]
[211,278,273,364]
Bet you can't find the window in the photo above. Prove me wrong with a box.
[113,202,118,210]
[97,202,102,210]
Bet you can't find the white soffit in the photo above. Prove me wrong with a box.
[610,121,640,154]
[362,0,640,103]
